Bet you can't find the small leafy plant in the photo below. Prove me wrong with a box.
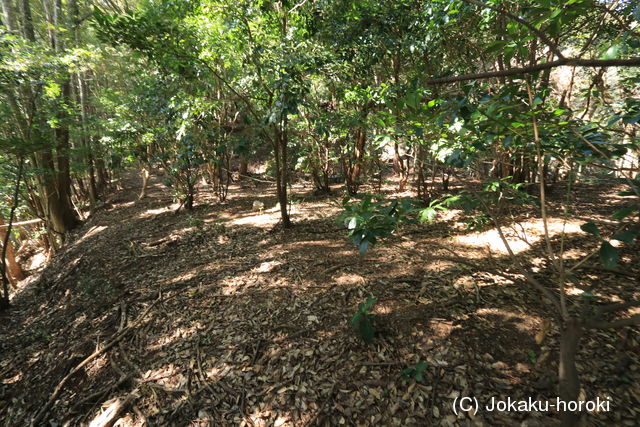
[580,178,639,270]
[399,361,429,384]
[187,214,205,228]
[340,195,417,254]
[350,295,377,344]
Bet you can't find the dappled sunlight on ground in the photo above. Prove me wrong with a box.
[456,228,530,254]
[146,323,200,351]
[138,204,180,218]
[3,171,638,426]
[455,217,584,254]
[474,308,541,333]
[76,225,108,244]
[231,212,280,227]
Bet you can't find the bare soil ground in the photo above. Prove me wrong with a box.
[1,170,639,426]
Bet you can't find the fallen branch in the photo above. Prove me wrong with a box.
[70,375,131,413]
[585,313,640,330]
[31,296,161,426]
[0,218,43,229]
[88,389,140,427]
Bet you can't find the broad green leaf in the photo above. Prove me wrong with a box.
[359,319,375,344]
[599,241,619,269]
[612,230,639,244]
[419,207,437,223]
[580,222,600,237]
[612,206,638,220]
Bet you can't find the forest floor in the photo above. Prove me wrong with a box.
[1,170,639,426]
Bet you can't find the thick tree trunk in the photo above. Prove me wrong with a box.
[34,150,80,236]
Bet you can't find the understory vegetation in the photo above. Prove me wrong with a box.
[1,0,639,426]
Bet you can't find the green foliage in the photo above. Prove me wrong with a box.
[580,177,639,269]
[341,195,416,254]
[350,295,377,345]
[417,199,449,224]
[399,361,429,384]
[186,215,205,229]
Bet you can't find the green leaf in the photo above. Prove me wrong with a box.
[350,311,363,327]
[612,206,638,220]
[415,361,429,371]
[361,296,377,312]
[603,44,621,59]
[419,207,437,223]
[599,241,619,269]
[580,222,600,237]
[358,317,375,344]
[347,217,358,230]
[612,230,639,244]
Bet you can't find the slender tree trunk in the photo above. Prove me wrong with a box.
[0,215,25,288]
[1,157,24,309]
[138,165,150,200]
[559,318,582,427]
[19,0,34,40]
[416,143,428,201]
[71,0,98,204]
[1,0,17,32]
[239,156,248,175]
[273,124,291,227]
[347,126,366,195]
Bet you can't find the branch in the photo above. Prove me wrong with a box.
[598,300,640,314]
[0,218,43,229]
[425,57,640,85]
[30,296,162,426]
[462,0,564,59]
[288,0,309,14]
[585,313,640,330]
[476,197,563,317]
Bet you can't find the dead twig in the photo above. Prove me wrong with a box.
[87,388,140,427]
[31,296,162,426]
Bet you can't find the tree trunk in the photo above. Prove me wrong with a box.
[239,156,248,175]
[19,0,35,40]
[0,215,25,288]
[1,157,24,308]
[416,144,428,201]
[1,0,17,33]
[346,126,366,195]
[138,165,150,200]
[273,124,291,227]
[559,318,583,427]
